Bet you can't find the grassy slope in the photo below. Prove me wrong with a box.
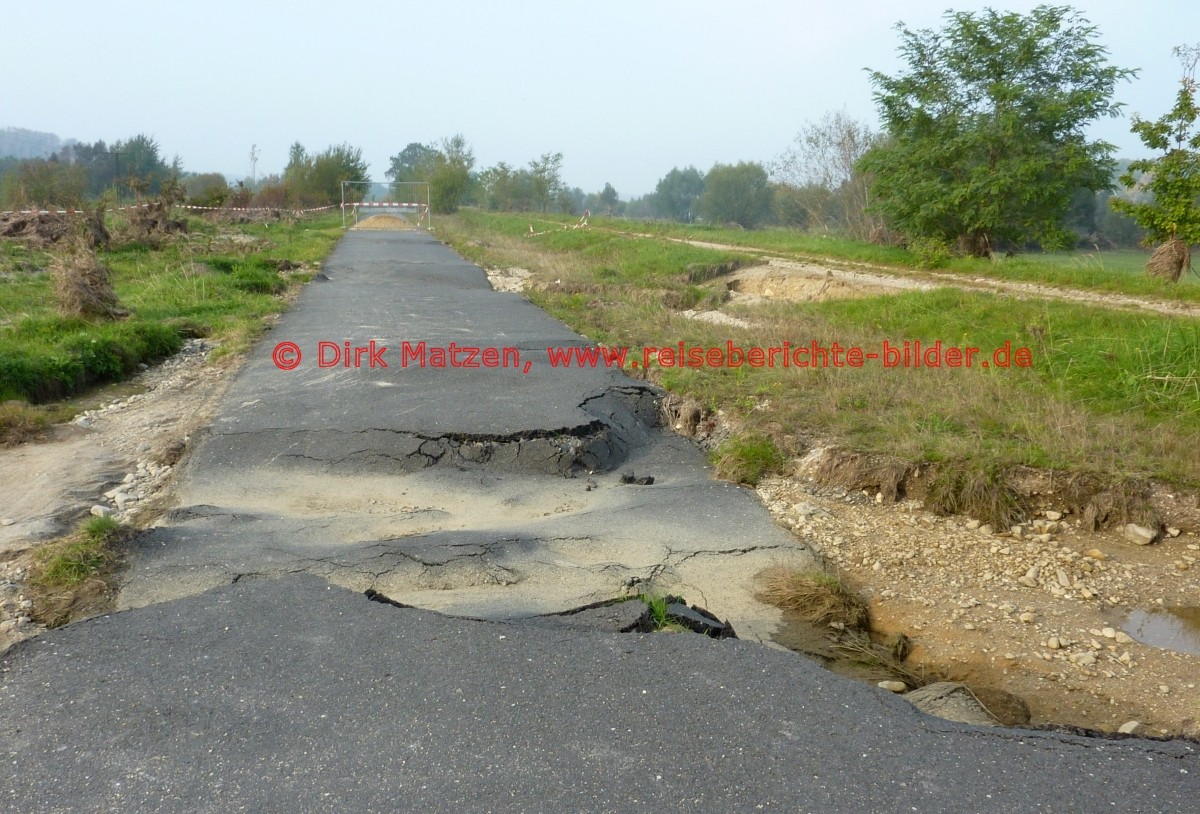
[439,210,1200,488]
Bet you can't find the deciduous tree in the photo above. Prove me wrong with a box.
[1112,44,1200,281]
[858,5,1134,256]
[698,162,772,228]
[653,167,705,222]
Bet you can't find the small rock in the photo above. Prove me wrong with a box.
[0,518,13,527]
[878,681,907,693]
[1069,652,1097,667]
[90,505,113,518]
[1118,721,1142,735]
[965,519,981,530]
[1123,523,1157,546]
[1083,548,1107,560]
[1160,685,1170,694]
[1167,527,1181,538]
[963,623,976,630]
[123,473,137,484]
[1056,568,1071,587]
[1045,511,1063,521]
[1101,627,1116,639]
[1047,636,1061,650]
[1019,612,1036,623]
[1114,631,1133,644]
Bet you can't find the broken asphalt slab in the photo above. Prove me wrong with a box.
[118,230,814,640]
[2,576,1196,813]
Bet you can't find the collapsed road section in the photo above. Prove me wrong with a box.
[117,230,815,640]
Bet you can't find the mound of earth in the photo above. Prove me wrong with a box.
[352,214,416,231]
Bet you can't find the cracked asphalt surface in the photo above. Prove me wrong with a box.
[116,230,810,632]
[2,230,1197,812]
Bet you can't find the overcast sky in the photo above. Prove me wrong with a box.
[3,0,1196,196]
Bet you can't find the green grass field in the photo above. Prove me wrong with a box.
[0,212,342,409]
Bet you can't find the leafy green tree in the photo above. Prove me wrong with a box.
[429,134,474,214]
[184,172,230,208]
[386,142,439,201]
[0,158,87,208]
[1112,45,1200,280]
[310,144,369,204]
[858,5,1135,256]
[653,166,705,222]
[282,142,369,205]
[598,182,619,215]
[114,133,171,195]
[698,162,772,228]
[529,152,563,212]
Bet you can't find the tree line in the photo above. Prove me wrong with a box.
[3,5,1195,277]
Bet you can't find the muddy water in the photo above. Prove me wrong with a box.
[1121,607,1200,655]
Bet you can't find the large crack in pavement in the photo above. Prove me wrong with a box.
[117,230,816,643]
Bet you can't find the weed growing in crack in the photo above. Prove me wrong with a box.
[638,594,688,633]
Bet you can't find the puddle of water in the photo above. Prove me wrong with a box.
[1120,607,1200,655]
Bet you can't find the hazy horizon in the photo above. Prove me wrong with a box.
[3,0,1196,198]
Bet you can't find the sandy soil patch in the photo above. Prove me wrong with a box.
[352,214,417,231]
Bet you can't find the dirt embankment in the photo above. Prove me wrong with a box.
[0,339,238,652]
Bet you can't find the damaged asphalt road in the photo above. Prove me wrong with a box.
[2,576,1197,813]
[117,230,813,637]
[2,230,1196,812]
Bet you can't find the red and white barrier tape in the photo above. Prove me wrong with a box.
[346,202,428,209]
[0,202,155,217]
[1,203,339,217]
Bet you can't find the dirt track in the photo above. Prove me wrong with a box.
[624,229,1200,318]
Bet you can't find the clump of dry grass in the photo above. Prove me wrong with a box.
[0,400,50,446]
[1146,238,1190,282]
[924,463,1028,529]
[1066,475,1163,532]
[757,565,870,629]
[50,237,127,319]
[814,448,912,503]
